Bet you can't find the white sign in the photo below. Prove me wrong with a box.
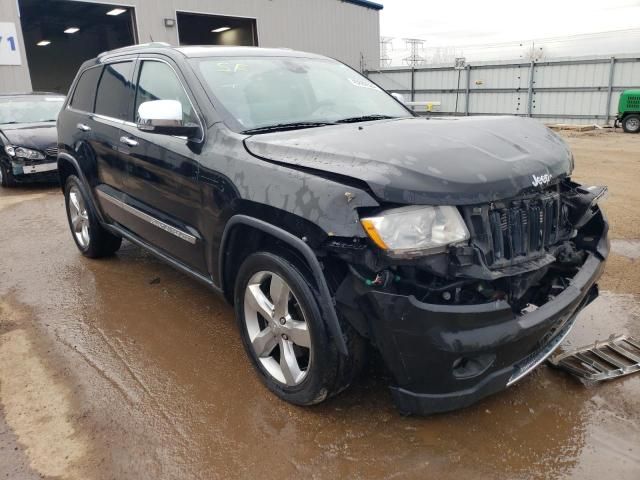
[0,22,22,66]
[454,57,466,70]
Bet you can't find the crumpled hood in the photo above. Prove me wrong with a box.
[0,123,57,152]
[244,116,573,205]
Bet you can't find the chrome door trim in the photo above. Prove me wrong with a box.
[96,189,197,244]
[94,113,137,127]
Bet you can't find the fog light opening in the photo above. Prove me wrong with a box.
[452,354,496,380]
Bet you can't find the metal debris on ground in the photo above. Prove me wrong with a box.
[548,335,640,384]
[547,124,598,132]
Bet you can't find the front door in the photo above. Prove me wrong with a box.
[117,57,206,273]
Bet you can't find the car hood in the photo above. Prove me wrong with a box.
[244,116,573,205]
[0,122,57,152]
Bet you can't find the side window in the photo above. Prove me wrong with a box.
[134,60,198,125]
[70,67,102,113]
[95,62,135,121]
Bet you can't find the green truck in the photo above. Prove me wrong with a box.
[616,89,640,133]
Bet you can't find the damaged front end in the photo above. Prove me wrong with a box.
[326,179,609,415]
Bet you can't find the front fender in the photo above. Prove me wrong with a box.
[219,214,349,355]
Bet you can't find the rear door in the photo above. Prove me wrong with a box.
[89,59,138,224]
[63,65,103,187]
[115,56,206,273]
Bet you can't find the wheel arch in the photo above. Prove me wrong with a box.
[57,152,106,223]
[219,214,349,355]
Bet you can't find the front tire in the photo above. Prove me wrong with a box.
[234,251,364,406]
[0,163,17,187]
[64,175,121,258]
[622,114,640,133]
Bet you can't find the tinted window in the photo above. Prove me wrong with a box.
[134,61,198,124]
[70,67,102,113]
[95,62,134,121]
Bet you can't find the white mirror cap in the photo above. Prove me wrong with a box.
[138,99,182,122]
[391,92,406,103]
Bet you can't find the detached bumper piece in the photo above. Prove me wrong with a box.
[548,335,640,384]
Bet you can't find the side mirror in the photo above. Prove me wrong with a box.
[137,100,200,138]
[391,92,406,104]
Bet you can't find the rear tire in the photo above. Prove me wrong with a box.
[64,175,121,258]
[622,114,640,133]
[234,251,365,406]
[0,163,17,187]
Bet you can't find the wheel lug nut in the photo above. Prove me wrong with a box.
[279,317,286,325]
[282,334,288,340]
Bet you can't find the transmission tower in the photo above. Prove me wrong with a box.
[403,38,426,67]
[380,36,393,67]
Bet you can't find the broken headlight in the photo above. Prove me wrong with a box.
[361,205,470,256]
[4,145,45,160]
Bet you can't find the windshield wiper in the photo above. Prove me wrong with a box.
[242,121,337,134]
[335,114,397,124]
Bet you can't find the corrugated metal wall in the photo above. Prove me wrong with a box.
[124,0,380,69]
[0,0,380,93]
[367,55,640,125]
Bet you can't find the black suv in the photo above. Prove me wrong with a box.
[57,44,609,415]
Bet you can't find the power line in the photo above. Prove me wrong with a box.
[402,38,426,67]
[386,27,640,51]
[380,37,393,67]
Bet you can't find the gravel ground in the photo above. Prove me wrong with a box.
[564,130,640,294]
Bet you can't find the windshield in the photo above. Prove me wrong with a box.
[192,56,411,131]
[0,96,65,125]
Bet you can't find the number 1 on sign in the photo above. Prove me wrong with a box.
[0,36,16,51]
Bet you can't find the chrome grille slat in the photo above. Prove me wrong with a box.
[45,146,58,157]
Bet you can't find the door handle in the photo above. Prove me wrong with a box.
[77,123,91,132]
[120,136,139,147]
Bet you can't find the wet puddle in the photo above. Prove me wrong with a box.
[611,239,640,260]
[1,191,639,479]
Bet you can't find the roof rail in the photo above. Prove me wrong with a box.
[98,42,172,57]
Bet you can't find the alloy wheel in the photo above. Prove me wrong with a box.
[243,271,312,386]
[68,185,90,248]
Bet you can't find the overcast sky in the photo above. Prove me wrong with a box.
[379,0,640,64]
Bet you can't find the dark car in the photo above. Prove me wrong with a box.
[0,92,65,187]
[56,44,609,415]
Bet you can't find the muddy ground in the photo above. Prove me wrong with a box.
[0,130,639,479]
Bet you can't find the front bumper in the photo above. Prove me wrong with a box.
[337,212,609,415]
[10,159,59,183]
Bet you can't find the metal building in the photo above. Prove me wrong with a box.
[0,0,383,94]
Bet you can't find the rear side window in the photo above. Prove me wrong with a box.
[70,67,102,113]
[95,62,135,121]
[134,60,198,124]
